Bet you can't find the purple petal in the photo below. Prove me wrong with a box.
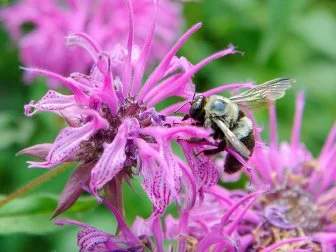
[21,67,88,104]
[179,141,219,190]
[290,92,305,150]
[196,232,238,252]
[178,159,197,210]
[144,46,236,105]
[52,161,94,218]
[90,119,137,198]
[28,113,107,168]
[152,216,164,252]
[131,217,152,237]
[16,143,52,160]
[121,0,134,96]
[77,226,111,252]
[136,138,174,214]
[130,0,158,96]
[138,23,202,101]
[66,33,101,62]
[24,90,76,116]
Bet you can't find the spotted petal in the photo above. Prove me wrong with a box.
[90,119,138,199]
[28,112,108,168]
[24,90,76,116]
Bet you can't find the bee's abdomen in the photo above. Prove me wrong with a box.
[240,130,255,153]
[224,131,255,174]
[224,112,255,174]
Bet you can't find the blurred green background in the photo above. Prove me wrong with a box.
[0,0,335,251]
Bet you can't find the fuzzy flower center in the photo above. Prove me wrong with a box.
[265,185,324,233]
[78,98,159,175]
[249,185,324,251]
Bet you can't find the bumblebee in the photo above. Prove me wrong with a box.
[183,78,293,174]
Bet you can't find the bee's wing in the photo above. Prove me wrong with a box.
[229,78,293,110]
[213,118,251,159]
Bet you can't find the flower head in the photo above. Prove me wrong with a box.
[1,0,183,87]
[18,0,250,218]
[237,93,336,251]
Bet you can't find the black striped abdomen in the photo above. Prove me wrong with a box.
[224,111,255,174]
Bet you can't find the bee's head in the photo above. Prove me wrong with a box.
[189,95,207,122]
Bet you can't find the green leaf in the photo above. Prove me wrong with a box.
[0,193,97,234]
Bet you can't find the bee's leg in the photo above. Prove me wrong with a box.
[177,137,212,145]
[198,139,227,156]
[182,114,190,121]
[210,130,222,140]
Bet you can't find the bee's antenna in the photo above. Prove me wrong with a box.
[173,92,196,114]
[192,91,196,100]
[173,101,191,114]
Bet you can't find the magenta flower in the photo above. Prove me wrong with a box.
[164,185,264,251]
[54,185,263,252]
[238,93,336,251]
[18,0,252,218]
[1,0,182,87]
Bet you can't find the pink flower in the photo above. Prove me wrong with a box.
[233,93,336,251]
[54,185,264,252]
[18,0,249,218]
[1,0,183,87]
[164,186,264,251]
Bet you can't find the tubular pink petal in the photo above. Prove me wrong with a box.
[152,216,164,252]
[54,219,89,228]
[196,233,236,252]
[319,122,336,161]
[138,22,202,101]
[178,159,197,210]
[131,0,158,96]
[122,0,134,96]
[21,67,88,104]
[145,45,237,106]
[89,120,132,198]
[140,125,210,141]
[220,190,264,228]
[97,54,119,115]
[131,217,152,237]
[66,33,101,62]
[291,92,305,150]
[28,115,107,168]
[24,91,76,116]
[101,198,139,244]
[268,104,278,150]
[225,195,259,235]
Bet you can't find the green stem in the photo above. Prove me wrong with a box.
[0,163,71,207]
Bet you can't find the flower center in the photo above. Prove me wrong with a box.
[264,185,324,233]
[248,185,324,251]
[78,98,149,167]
